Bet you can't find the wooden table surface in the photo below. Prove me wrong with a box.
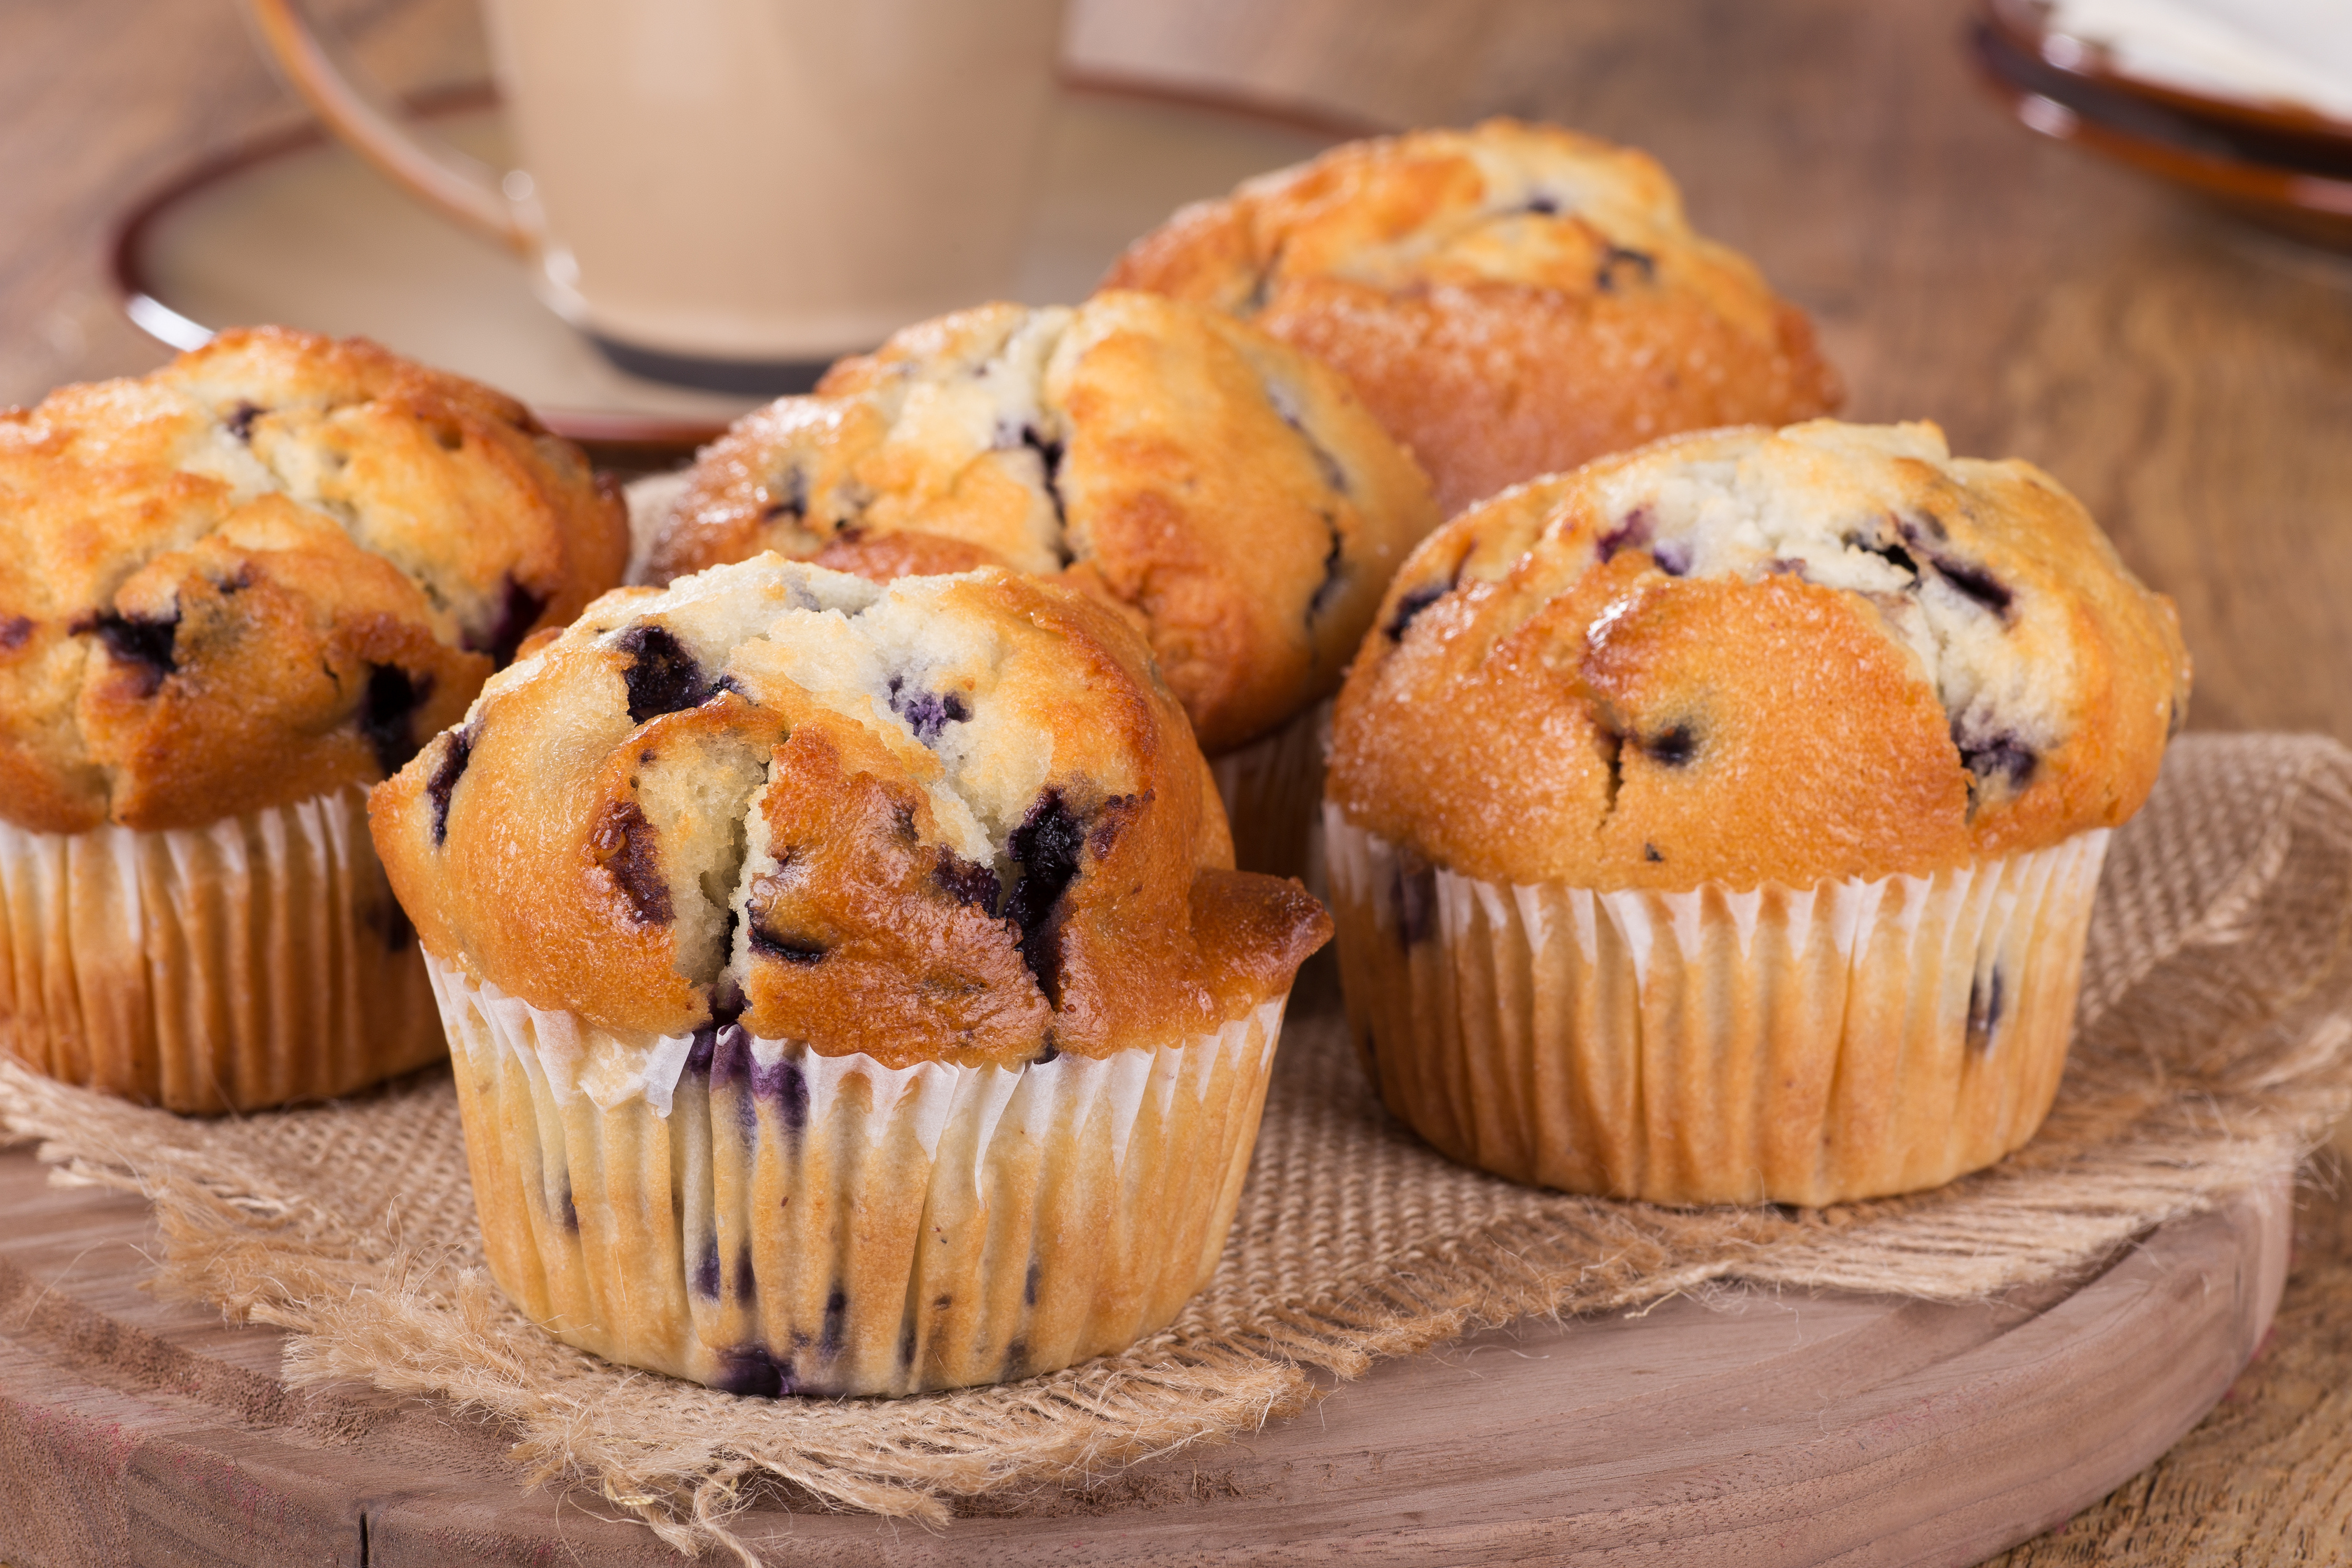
[5,0,2352,1563]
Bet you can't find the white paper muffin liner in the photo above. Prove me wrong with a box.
[0,785,444,1113]
[1210,697,1333,890]
[426,952,1288,1396]
[1326,808,2112,1206]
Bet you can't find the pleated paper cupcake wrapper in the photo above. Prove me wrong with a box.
[1326,810,2112,1206]
[426,952,1288,1397]
[0,786,444,1113]
[1211,697,1333,890]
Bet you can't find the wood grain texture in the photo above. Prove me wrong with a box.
[0,1144,2292,1567]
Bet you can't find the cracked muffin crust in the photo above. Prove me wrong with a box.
[1323,420,2188,1205]
[378,555,1333,1393]
[0,326,629,834]
[1106,118,1844,518]
[1329,420,2189,890]
[644,291,1442,758]
[374,555,1331,1067]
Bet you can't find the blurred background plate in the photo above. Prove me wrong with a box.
[1971,3,2352,252]
[112,78,1368,465]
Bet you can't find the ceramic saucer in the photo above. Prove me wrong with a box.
[114,77,1364,462]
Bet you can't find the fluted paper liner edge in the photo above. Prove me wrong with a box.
[0,785,444,1112]
[1326,810,2111,1204]
[428,952,1286,1396]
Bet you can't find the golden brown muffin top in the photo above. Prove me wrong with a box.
[1328,421,2191,890]
[1105,118,1843,517]
[372,556,1331,1067]
[647,292,1442,755]
[0,328,629,833]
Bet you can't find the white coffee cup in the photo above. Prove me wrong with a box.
[246,0,1068,389]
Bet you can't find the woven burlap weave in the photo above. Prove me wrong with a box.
[4,733,2352,1562]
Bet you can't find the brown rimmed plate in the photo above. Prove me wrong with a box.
[1971,6,2352,252]
[112,76,1377,467]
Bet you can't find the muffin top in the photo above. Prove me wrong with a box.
[1105,118,1843,517]
[372,556,1331,1070]
[1328,421,2190,890]
[0,328,629,834]
[647,291,1442,755]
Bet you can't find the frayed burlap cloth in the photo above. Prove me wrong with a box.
[6,733,2352,1561]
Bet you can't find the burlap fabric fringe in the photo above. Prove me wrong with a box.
[5,733,2352,1561]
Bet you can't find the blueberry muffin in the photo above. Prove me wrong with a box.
[1324,421,2188,1206]
[0,327,628,1111]
[1106,119,1845,518]
[371,555,1330,1395]
[646,291,1443,876]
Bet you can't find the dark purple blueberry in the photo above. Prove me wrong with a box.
[1597,505,1654,563]
[1388,857,1437,947]
[886,674,972,745]
[1953,720,2037,792]
[464,576,550,668]
[1306,513,1347,625]
[616,623,721,723]
[225,402,263,442]
[762,464,809,522]
[819,1285,849,1356]
[75,610,178,697]
[358,664,434,775]
[748,925,827,964]
[1966,967,2004,1051]
[1650,539,1693,577]
[1595,244,1657,292]
[735,1244,758,1304]
[0,617,30,652]
[692,1239,722,1299]
[1898,519,2012,618]
[1021,424,1068,539]
[1023,1259,1041,1307]
[753,1054,808,1135]
[1005,790,1087,1003]
[1522,193,1562,215]
[1644,842,1664,863]
[932,854,1002,912]
[685,1023,718,1075]
[1645,725,1697,767]
[592,800,672,925]
[712,1344,794,1398]
[1034,1038,1060,1065]
[425,725,473,847]
[1385,581,1450,642]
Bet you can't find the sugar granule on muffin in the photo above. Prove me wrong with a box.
[372,555,1329,1395]
[0,326,628,1110]
[1108,118,1844,517]
[1325,420,2188,1206]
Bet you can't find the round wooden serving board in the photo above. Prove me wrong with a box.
[0,1146,2288,1567]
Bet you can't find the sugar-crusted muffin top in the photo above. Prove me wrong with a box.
[1105,118,1843,517]
[0,328,629,833]
[371,556,1331,1068]
[1328,421,2191,890]
[647,291,1442,755]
